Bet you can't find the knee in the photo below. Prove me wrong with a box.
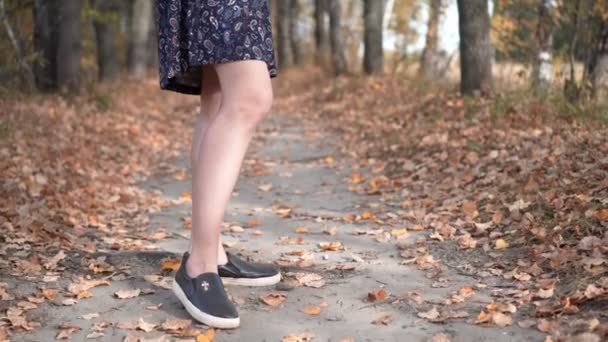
[225,86,273,129]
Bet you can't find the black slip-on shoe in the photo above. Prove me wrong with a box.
[218,252,281,287]
[172,253,240,329]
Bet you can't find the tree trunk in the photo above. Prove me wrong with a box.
[147,6,159,69]
[276,0,292,68]
[457,0,493,95]
[363,0,384,75]
[56,0,82,93]
[328,0,346,76]
[314,0,328,58]
[532,0,556,92]
[420,0,442,80]
[584,20,608,99]
[33,0,81,93]
[288,0,303,65]
[93,0,120,81]
[33,0,58,91]
[0,0,35,89]
[127,0,152,78]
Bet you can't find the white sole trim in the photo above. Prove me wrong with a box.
[221,273,281,287]
[172,279,240,329]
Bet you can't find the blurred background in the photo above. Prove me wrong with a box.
[0,0,606,103]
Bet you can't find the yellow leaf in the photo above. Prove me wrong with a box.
[495,239,509,250]
[295,227,309,234]
[390,228,408,236]
[303,305,322,315]
[196,335,211,342]
[318,241,342,251]
[324,156,334,164]
[361,211,373,219]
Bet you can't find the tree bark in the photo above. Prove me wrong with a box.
[33,0,81,93]
[33,0,58,91]
[276,0,292,68]
[56,0,82,93]
[420,0,443,80]
[584,20,608,99]
[314,0,328,51]
[0,0,35,89]
[93,0,120,81]
[288,0,303,65]
[328,0,346,76]
[363,0,384,75]
[532,0,556,92]
[457,0,493,95]
[127,0,152,78]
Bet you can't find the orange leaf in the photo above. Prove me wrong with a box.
[161,258,181,272]
[367,289,388,302]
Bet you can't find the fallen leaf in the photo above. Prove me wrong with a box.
[372,314,393,325]
[160,258,181,272]
[82,313,100,320]
[258,183,273,192]
[303,305,323,316]
[56,325,81,339]
[324,226,337,236]
[361,211,373,219]
[319,241,342,251]
[495,239,509,250]
[594,209,608,221]
[418,307,440,320]
[390,228,408,237]
[114,288,141,299]
[537,318,559,333]
[160,316,191,332]
[259,293,287,307]
[367,289,389,302]
[67,279,110,295]
[136,318,156,332]
[295,227,309,234]
[248,217,261,227]
[281,332,314,342]
[229,225,244,233]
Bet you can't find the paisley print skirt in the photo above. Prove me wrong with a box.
[156,0,278,95]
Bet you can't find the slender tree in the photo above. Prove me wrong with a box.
[363,0,384,75]
[126,0,152,78]
[92,0,120,81]
[532,0,556,92]
[420,0,443,80]
[0,0,34,89]
[276,0,292,68]
[288,0,303,65]
[584,19,608,99]
[315,0,329,64]
[328,0,346,75]
[33,0,82,93]
[457,0,493,95]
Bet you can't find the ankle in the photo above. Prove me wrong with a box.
[185,257,218,278]
[218,251,228,266]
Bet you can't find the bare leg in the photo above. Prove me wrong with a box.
[188,67,229,265]
[186,60,273,277]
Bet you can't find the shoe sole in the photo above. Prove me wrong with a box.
[221,273,282,287]
[172,279,240,329]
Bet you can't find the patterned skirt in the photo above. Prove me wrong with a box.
[156,0,278,95]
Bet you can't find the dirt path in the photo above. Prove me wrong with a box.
[10,111,544,342]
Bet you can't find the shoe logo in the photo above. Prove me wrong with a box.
[201,281,210,292]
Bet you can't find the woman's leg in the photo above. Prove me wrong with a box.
[187,60,273,277]
[189,67,229,266]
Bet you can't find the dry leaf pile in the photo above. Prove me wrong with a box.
[275,68,608,340]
